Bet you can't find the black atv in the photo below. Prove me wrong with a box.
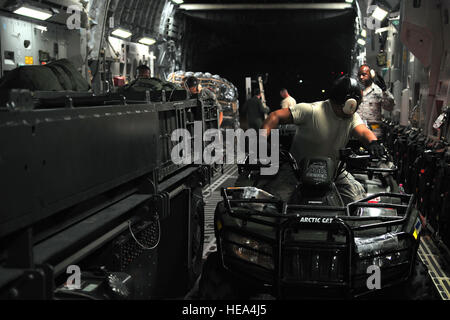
[198,147,431,300]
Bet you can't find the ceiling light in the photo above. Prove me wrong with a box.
[375,27,390,34]
[14,5,53,21]
[111,28,132,39]
[172,0,184,4]
[371,6,388,21]
[35,25,47,32]
[345,0,354,3]
[138,37,156,46]
[361,29,367,37]
[357,38,366,46]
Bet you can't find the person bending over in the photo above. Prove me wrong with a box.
[280,88,297,109]
[260,76,385,205]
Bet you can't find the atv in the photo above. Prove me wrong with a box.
[198,145,429,299]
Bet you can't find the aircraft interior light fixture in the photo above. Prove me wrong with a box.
[171,0,184,4]
[371,6,388,21]
[13,4,53,21]
[345,0,354,3]
[361,29,367,37]
[35,25,47,32]
[375,27,390,34]
[111,28,132,39]
[138,37,156,46]
[357,53,366,60]
[357,38,366,46]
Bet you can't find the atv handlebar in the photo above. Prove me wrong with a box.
[338,148,398,175]
[238,146,398,181]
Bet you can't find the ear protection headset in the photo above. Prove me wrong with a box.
[360,64,376,79]
[330,75,363,115]
[342,78,360,115]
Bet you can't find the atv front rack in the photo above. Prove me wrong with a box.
[217,188,419,298]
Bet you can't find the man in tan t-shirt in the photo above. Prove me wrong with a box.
[280,88,297,109]
[261,76,383,205]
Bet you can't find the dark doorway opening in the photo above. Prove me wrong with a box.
[181,8,356,111]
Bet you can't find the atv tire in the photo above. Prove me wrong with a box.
[402,258,439,300]
[188,188,205,288]
[363,258,438,300]
[198,252,243,300]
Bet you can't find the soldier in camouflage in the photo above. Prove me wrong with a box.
[185,76,223,127]
[357,65,395,139]
[119,65,181,93]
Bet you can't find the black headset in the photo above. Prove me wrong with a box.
[330,76,363,115]
[342,78,362,115]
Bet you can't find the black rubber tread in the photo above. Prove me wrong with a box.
[367,258,440,300]
[403,258,440,300]
[198,252,240,300]
[188,188,205,287]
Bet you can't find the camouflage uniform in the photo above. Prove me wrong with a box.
[119,77,180,93]
[357,83,395,139]
[237,163,365,206]
[200,87,219,105]
[197,87,224,132]
[199,87,222,115]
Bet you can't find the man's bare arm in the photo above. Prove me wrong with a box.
[382,91,395,112]
[261,108,294,136]
[353,124,377,146]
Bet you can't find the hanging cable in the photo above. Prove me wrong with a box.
[128,213,160,250]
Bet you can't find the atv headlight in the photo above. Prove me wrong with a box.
[354,233,410,274]
[224,233,274,270]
